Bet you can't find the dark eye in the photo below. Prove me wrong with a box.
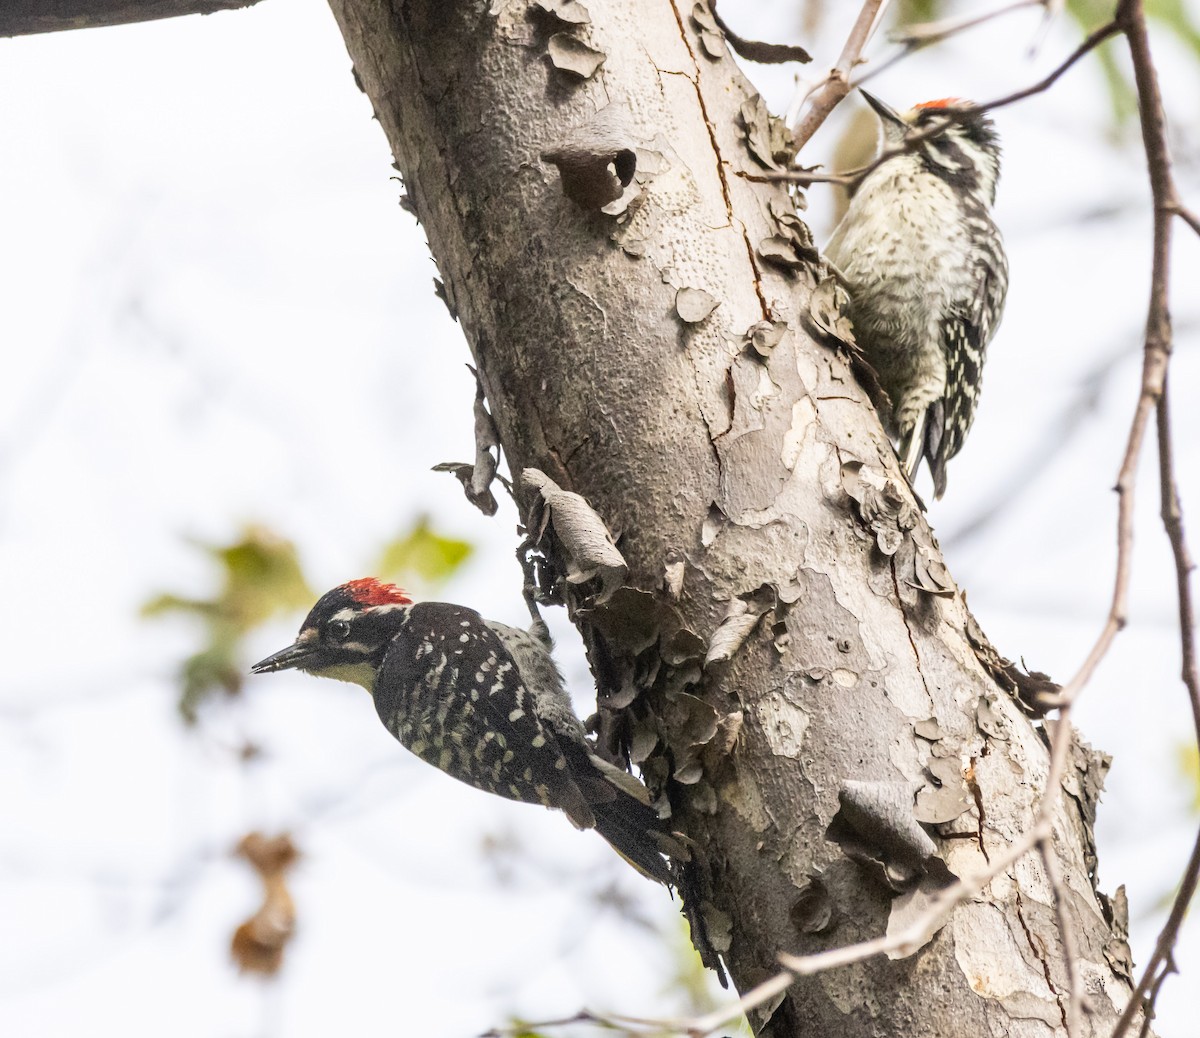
[327,620,351,642]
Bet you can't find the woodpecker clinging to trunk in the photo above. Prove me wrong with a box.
[251,578,682,883]
[825,91,1009,498]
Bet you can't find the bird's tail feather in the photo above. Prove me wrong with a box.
[590,795,684,886]
[566,750,684,884]
[900,401,949,499]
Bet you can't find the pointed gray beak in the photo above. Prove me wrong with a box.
[251,641,314,674]
[860,89,905,126]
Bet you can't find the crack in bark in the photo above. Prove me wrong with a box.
[888,557,933,705]
[667,0,770,317]
[966,756,990,863]
[1015,889,1069,1030]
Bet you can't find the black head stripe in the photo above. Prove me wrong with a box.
[301,585,362,630]
[298,586,409,667]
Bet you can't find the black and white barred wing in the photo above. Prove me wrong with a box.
[936,233,1009,492]
[373,601,595,825]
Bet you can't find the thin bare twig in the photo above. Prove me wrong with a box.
[761,19,1119,191]
[856,0,1070,87]
[1171,200,1200,239]
[890,0,1044,45]
[1117,824,1200,1036]
[1104,0,1200,1031]
[1136,952,1176,1038]
[791,0,891,151]
[1112,387,1200,1036]
[747,114,959,188]
[481,1008,686,1037]
[1033,0,1169,703]
[1156,380,1200,743]
[971,18,1121,115]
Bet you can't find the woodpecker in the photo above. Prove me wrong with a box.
[251,578,680,883]
[825,91,1008,498]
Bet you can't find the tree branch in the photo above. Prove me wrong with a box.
[969,17,1122,115]
[1169,201,1200,239]
[855,0,1051,88]
[0,0,263,37]
[791,0,891,151]
[1100,0,1200,1031]
[754,17,1120,192]
[889,0,1046,46]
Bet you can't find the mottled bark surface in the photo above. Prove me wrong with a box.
[327,1,1140,1034]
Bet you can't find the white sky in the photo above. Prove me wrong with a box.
[1,1,1198,1035]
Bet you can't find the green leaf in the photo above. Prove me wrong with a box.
[893,0,943,24]
[144,525,313,722]
[139,593,215,619]
[1179,743,1200,814]
[375,516,473,587]
[206,525,313,628]
[178,643,243,724]
[1149,0,1200,61]
[1067,0,1200,127]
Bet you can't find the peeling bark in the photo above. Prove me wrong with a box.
[325,1,1142,1034]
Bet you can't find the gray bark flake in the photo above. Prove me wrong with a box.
[689,2,726,60]
[739,95,796,170]
[705,597,768,665]
[532,0,590,25]
[806,276,857,348]
[841,460,956,601]
[706,0,812,65]
[542,109,637,209]
[829,779,939,891]
[675,286,720,324]
[743,319,787,358]
[914,756,972,825]
[547,32,605,79]
[521,468,627,602]
[431,368,500,516]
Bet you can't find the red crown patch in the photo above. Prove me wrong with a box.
[341,578,412,607]
[915,97,969,111]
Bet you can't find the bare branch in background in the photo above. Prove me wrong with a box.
[1171,201,1200,238]
[1030,0,1067,54]
[755,19,1119,193]
[1096,0,1200,1030]
[889,0,1046,47]
[791,0,891,152]
[971,19,1122,114]
[0,0,264,36]
[1156,382,1200,750]
[856,0,1058,88]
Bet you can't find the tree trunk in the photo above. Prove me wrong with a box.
[327,1,1143,1034]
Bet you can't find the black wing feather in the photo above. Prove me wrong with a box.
[373,602,592,820]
